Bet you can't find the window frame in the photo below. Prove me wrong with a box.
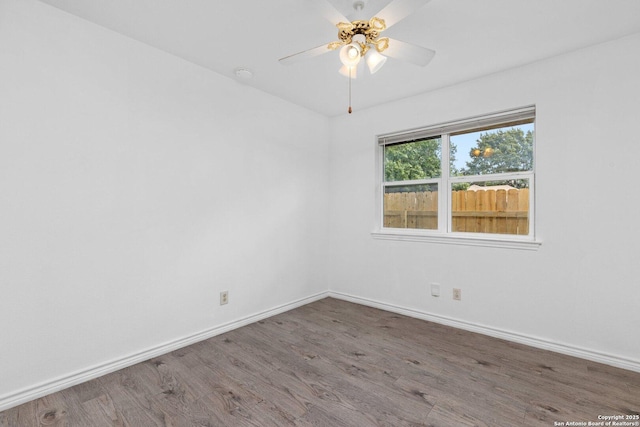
[373,106,541,250]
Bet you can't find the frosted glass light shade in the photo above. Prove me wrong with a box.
[339,65,357,78]
[339,44,361,67]
[366,50,387,74]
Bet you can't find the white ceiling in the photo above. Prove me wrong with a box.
[38,0,640,117]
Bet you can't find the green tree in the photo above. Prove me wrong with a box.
[462,128,533,183]
[385,138,449,181]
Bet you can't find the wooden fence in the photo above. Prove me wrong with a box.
[384,188,529,235]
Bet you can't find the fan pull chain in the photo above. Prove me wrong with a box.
[348,67,353,114]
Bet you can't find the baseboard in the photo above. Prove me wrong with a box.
[0,291,329,412]
[4,289,638,413]
[329,291,640,373]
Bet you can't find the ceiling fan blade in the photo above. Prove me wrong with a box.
[383,38,435,66]
[306,0,349,25]
[374,0,432,29]
[279,43,333,65]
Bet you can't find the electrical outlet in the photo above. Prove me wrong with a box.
[453,288,461,301]
[220,291,229,305]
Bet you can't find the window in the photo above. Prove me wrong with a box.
[375,106,540,249]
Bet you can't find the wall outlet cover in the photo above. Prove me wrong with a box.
[220,291,229,305]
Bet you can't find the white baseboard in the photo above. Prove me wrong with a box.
[329,291,640,374]
[0,291,329,413]
[3,289,638,413]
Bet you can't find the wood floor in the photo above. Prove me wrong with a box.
[1,298,639,426]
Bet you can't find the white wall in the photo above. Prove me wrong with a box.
[328,33,640,368]
[0,0,329,404]
[2,0,639,412]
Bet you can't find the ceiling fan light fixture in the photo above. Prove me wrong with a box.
[366,50,387,74]
[374,37,390,53]
[369,17,386,32]
[339,65,358,79]
[339,43,361,67]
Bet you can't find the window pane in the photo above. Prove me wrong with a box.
[451,179,529,235]
[384,184,438,230]
[450,122,533,176]
[384,137,442,181]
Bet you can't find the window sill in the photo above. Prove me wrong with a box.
[371,230,542,251]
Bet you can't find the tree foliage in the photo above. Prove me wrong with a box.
[462,128,533,177]
[383,128,533,190]
[384,138,443,181]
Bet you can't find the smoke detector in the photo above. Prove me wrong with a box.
[234,67,254,81]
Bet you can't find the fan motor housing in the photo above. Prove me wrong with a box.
[338,17,386,45]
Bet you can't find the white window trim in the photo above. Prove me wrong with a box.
[372,106,541,250]
[371,230,542,250]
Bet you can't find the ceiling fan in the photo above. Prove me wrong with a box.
[279,0,435,113]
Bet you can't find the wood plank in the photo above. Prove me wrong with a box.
[496,189,508,234]
[518,187,530,235]
[466,189,477,232]
[507,188,519,234]
[2,298,639,426]
[451,211,528,218]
